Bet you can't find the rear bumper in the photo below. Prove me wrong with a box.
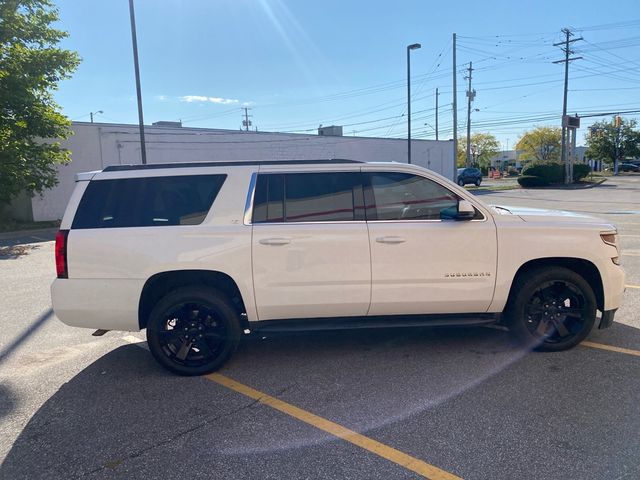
[51,278,143,332]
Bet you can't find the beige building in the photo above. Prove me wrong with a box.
[13,121,456,222]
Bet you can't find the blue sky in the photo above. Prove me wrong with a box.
[53,0,640,147]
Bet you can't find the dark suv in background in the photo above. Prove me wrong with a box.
[620,163,640,172]
[456,168,482,186]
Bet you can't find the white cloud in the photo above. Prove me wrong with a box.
[180,95,239,105]
[209,97,239,105]
[156,94,168,101]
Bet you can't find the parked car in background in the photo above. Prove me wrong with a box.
[457,167,482,186]
[619,163,640,172]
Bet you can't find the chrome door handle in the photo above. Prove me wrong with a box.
[259,237,291,246]
[376,236,406,244]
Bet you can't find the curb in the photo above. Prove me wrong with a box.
[0,226,59,240]
[564,178,607,189]
[517,178,608,191]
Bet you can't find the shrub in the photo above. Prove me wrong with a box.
[573,163,591,181]
[517,175,549,187]
[522,163,564,184]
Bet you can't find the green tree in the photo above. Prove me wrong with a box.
[516,127,561,164]
[585,118,640,167]
[0,0,80,206]
[457,133,500,168]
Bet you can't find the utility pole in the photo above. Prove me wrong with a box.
[452,33,458,180]
[553,28,582,183]
[435,87,439,141]
[465,62,475,167]
[242,107,252,131]
[128,0,147,165]
[406,43,421,164]
[614,115,622,175]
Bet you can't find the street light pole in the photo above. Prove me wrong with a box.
[90,110,103,123]
[407,43,421,164]
[128,0,147,165]
[435,87,439,141]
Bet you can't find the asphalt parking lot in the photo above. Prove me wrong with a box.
[1,176,639,479]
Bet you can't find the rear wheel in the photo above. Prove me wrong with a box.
[506,267,596,351]
[146,286,241,375]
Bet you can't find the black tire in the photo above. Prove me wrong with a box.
[505,267,596,351]
[475,178,481,187]
[146,286,241,376]
[458,179,465,186]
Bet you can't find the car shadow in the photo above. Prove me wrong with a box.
[1,322,639,479]
[0,244,40,260]
[0,383,17,421]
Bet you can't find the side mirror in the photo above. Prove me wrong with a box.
[456,199,476,220]
[439,199,476,220]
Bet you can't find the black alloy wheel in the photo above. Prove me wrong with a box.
[506,267,596,351]
[458,178,465,186]
[147,287,241,375]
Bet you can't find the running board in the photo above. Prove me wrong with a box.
[252,313,498,334]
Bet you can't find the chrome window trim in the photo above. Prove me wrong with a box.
[252,221,367,226]
[366,216,486,223]
[243,172,258,226]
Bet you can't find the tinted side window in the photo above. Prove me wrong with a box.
[72,174,226,229]
[252,172,363,223]
[365,172,458,221]
[252,174,285,223]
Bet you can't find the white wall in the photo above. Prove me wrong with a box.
[32,122,455,221]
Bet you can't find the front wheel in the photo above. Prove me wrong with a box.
[505,267,596,351]
[458,179,465,186]
[475,178,481,187]
[146,286,241,375]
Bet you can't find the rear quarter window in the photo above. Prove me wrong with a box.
[71,174,226,229]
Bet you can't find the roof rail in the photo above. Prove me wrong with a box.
[102,159,364,172]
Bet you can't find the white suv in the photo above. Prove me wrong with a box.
[51,160,625,375]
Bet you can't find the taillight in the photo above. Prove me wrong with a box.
[55,230,69,278]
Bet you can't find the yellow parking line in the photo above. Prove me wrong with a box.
[619,234,640,237]
[207,373,461,480]
[626,284,640,289]
[581,341,640,358]
[621,253,640,257]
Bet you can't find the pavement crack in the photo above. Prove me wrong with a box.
[76,399,258,478]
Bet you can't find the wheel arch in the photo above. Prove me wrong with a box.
[506,257,604,311]
[138,270,249,330]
